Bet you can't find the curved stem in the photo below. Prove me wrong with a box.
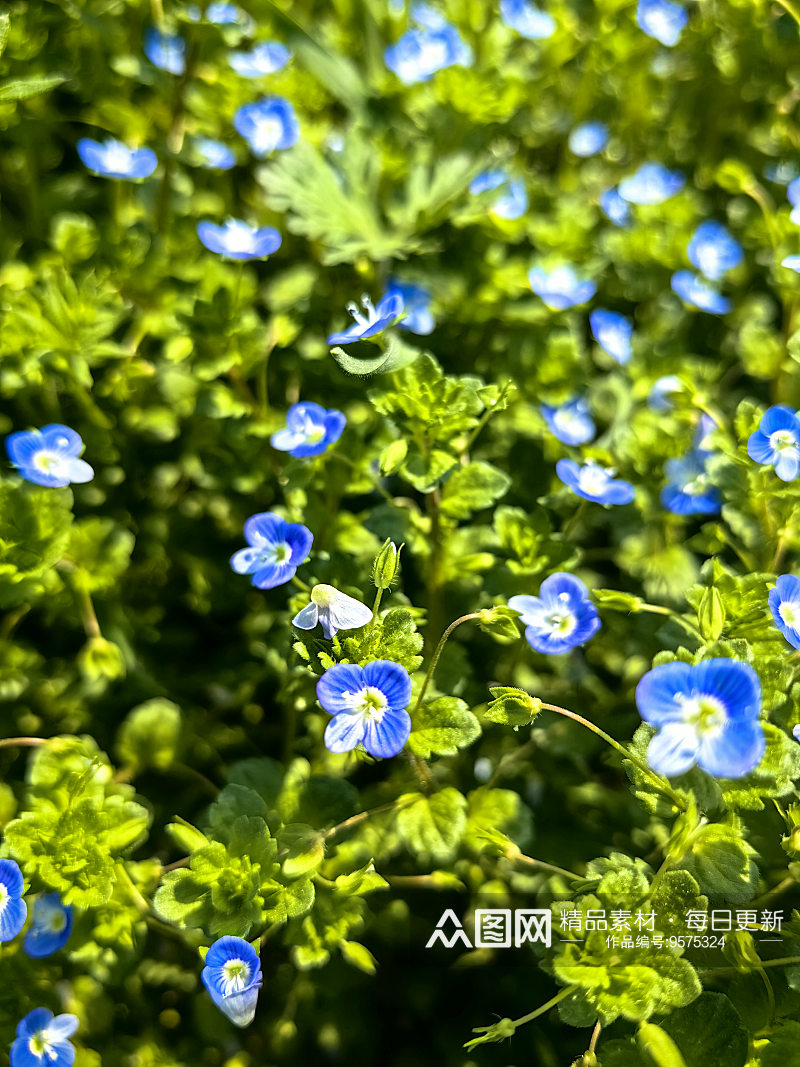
[413,613,481,716]
[540,702,688,811]
[506,848,583,882]
[0,736,47,750]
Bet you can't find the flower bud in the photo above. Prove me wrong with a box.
[77,636,126,683]
[372,539,402,590]
[697,586,726,641]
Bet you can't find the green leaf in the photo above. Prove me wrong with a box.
[396,789,467,860]
[408,696,481,759]
[636,1023,688,1067]
[684,822,758,903]
[440,462,511,520]
[658,993,748,1067]
[339,939,378,974]
[331,334,421,377]
[0,73,68,101]
[116,699,182,772]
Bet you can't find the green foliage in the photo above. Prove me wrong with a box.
[408,696,481,758]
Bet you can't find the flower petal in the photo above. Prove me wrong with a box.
[636,661,695,725]
[362,660,412,710]
[324,712,367,752]
[692,658,760,721]
[698,720,765,778]
[361,708,411,758]
[317,663,366,714]
[292,602,319,630]
[647,723,699,776]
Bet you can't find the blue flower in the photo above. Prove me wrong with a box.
[469,170,528,219]
[687,221,743,281]
[781,255,800,272]
[234,97,299,157]
[194,139,236,170]
[206,1,242,22]
[317,660,412,758]
[693,412,717,453]
[541,399,595,445]
[599,187,632,226]
[556,459,635,505]
[270,402,346,458]
[327,293,404,346]
[24,894,73,959]
[636,659,764,778]
[788,177,800,225]
[747,405,800,481]
[568,121,608,157]
[500,0,556,38]
[647,375,683,412]
[229,42,291,77]
[618,163,685,205]
[10,1009,78,1067]
[671,271,731,314]
[144,29,186,74]
[589,309,633,365]
[197,219,281,260]
[636,0,688,46]
[6,425,94,488]
[202,936,262,1028]
[660,452,721,515]
[528,265,596,310]
[293,584,373,640]
[385,281,435,335]
[509,573,600,655]
[769,575,800,651]
[230,513,313,589]
[77,138,157,180]
[0,859,26,942]
[384,18,471,84]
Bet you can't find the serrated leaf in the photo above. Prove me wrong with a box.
[408,696,481,759]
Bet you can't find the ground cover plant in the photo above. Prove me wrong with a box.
[5,0,800,1064]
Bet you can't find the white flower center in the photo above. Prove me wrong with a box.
[780,601,800,628]
[349,686,388,721]
[223,224,255,254]
[103,143,132,173]
[347,296,379,329]
[252,118,282,152]
[34,450,62,472]
[577,466,610,496]
[222,958,252,995]
[29,1033,53,1057]
[675,692,726,736]
[770,429,799,455]
[311,584,337,607]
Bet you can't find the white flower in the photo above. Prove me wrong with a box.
[292,585,373,640]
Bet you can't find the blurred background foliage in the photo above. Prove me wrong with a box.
[3,0,800,1064]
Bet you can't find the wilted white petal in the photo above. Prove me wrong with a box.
[292,602,319,630]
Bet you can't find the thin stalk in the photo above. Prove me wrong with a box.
[703,955,800,977]
[506,986,576,1032]
[540,701,688,811]
[775,0,800,30]
[588,1020,602,1055]
[413,613,481,715]
[506,849,583,882]
[0,737,48,750]
[322,798,409,841]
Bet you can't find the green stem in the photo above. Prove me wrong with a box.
[703,955,800,977]
[461,381,512,455]
[540,701,688,811]
[322,798,410,841]
[636,603,703,641]
[562,499,588,541]
[413,613,481,716]
[774,0,800,30]
[57,562,101,639]
[506,847,583,882]
[467,986,577,1048]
